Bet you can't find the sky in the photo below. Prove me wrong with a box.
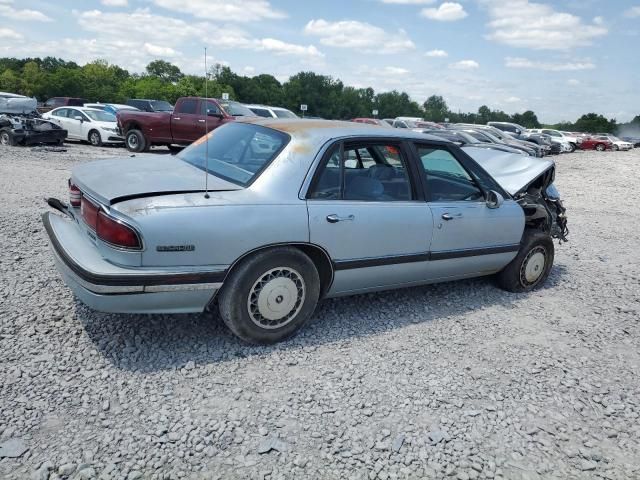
[0,0,638,123]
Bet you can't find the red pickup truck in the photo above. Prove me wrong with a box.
[117,97,256,152]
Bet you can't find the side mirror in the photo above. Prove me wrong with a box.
[74,116,84,122]
[486,190,504,209]
[207,109,223,118]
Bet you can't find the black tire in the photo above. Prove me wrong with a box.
[88,130,102,147]
[595,143,605,152]
[0,130,15,146]
[125,129,147,153]
[218,247,320,345]
[613,145,619,151]
[568,143,576,153]
[497,230,554,293]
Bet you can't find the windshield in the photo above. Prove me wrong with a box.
[220,101,256,117]
[273,108,297,119]
[84,110,116,122]
[150,100,173,112]
[177,123,289,186]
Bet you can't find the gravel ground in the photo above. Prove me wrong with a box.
[1,142,639,480]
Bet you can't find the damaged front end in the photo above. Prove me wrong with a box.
[0,93,67,146]
[513,167,569,243]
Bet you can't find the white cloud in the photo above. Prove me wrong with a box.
[256,38,324,58]
[425,49,448,57]
[0,0,51,22]
[482,0,607,50]
[382,66,410,75]
[379,0,435,3]
[152,0,285,22]
[449,60,479,69]
[625,6,640,18]
[567,79,580,86]
[304,19,415,54]
[143,43,178,57]
[593,16,604,25]
[505,96,520,103]
[421,2,467,21]
[505,57,595,71]
[101,0,128,6]
[0,27,22,40]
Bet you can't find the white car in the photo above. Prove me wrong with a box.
[43,107,123,146]
[528,129,581,152]
[83,103,139,114]
[245,104,298,119]
[596,135,633,151]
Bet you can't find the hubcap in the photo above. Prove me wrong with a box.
[1,133,8,145]
[128,135,138,149]
[91,133,99,145]
[248,267,305,329]
[520,247,546,286]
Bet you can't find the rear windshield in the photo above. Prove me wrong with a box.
[219,101,256,117]
[177,123,289,186]
[150,100,173,111]
[84,110,116,122]
[273,109,297,119]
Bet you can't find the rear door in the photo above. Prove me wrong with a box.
[307,140,434,295]
[170,98,200,143]
[413,143,524,279]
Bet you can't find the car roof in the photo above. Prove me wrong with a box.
[239,118,447,143]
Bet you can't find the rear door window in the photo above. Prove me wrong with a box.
[176,99,198,114]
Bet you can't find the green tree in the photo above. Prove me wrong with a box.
[423,95,449,122]
[21,61,46,98]
[375,91,423,119]
[0,68,21,93]
[145,60,183,83]
[511,110,541,129]
[574,113,616,133]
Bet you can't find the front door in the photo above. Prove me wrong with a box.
[307,141,434,295]
[199,100,225,136]
[413,144,524,279]
[65,108,85,139]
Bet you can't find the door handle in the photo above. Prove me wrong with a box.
[441,213,462,221]
[198,119,206,123]
[326,214,355,223]
[173,117,181,120]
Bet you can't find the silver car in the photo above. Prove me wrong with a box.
[43,119,568,344]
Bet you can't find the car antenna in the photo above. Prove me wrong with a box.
[204,46,210,199]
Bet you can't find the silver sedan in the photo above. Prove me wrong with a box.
[43,119,568,344]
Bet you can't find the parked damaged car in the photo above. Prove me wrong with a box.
[43,120,568,344]
[0,92,67,146]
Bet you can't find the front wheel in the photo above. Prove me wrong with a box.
[218,248,320,344]
[497,231,554,293]
[568,143,576,153]
[88,130,102,147]
[595,143,605,152]
[613,145,619,151]
[125,129,147,153]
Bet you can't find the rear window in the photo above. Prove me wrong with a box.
[219,101,256,117]
[273,109,297,119]
[84,110,116,122]
[177,123,290,187]
[150,100,173,112]
[249,107,272,118]
[68,98,87,106]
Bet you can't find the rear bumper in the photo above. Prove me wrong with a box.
[42,210,226,314]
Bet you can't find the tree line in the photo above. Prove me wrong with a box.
[1,56,637,134]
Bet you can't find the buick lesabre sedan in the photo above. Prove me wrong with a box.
[43,119,568,344]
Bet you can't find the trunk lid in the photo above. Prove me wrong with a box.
[462,146,554,196]
[72,154,241,205]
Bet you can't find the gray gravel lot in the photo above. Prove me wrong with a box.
[1,142,639,480]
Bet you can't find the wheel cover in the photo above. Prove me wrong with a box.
[127,134,138,149]
[1,133,8,145]
[248,267,306,329]
[520,246,547,286]
[90,132,99,145]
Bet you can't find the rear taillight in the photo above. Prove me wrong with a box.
[81,196,99,231]
[81,196,142,250]
[97,211,141,249]
[68,180,81,208]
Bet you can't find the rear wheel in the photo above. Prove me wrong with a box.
[497,230,554,293]
[568,142,576,153]
[595,143,605,152]
[218,247,320,344]
[88,130,102,147]
[0,130,15,146]
[125,129,147,153]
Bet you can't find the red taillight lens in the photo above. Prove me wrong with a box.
[69,180,81,208]
[97,210,141,249]
[81,196,99,230]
